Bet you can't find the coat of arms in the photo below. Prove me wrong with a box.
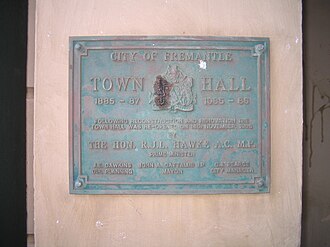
[149,65,196,112]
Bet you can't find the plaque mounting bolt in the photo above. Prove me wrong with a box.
[75,180,82,188]
[255,44,264,51]
[255,178,264,188]
[74,43,84,52]
[254,44,265,55]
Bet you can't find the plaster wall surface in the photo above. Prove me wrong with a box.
[34,1,303,246]
[302,0,330,246]
[27,0,36,236]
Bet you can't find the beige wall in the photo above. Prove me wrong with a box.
[27,0,36,237]
[34,1,302,246]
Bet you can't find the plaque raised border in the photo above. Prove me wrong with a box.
[69,36,270,194]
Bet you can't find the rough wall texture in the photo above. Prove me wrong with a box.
[34,1,302,246]
[302,0,330,246]
[27,0,36,236]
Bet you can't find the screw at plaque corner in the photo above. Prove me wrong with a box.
[75,180,82,188]
[256,44,264,51]
[256,178,264,188]
[75,43,82,50]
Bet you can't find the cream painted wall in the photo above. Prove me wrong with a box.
[34,1,302,246]
[27,0,36,237]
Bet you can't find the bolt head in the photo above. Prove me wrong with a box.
[256,178,264,188]
[256,44,264,51]
[75,43,82,50]
[75,180,82,188]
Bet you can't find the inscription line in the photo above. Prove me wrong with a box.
[85,180,256,185]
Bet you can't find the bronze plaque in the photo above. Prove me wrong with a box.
[69,36,270,194]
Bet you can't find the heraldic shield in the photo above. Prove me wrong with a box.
[149,65,197,112]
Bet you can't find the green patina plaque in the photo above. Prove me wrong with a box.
[69,36,270,194]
